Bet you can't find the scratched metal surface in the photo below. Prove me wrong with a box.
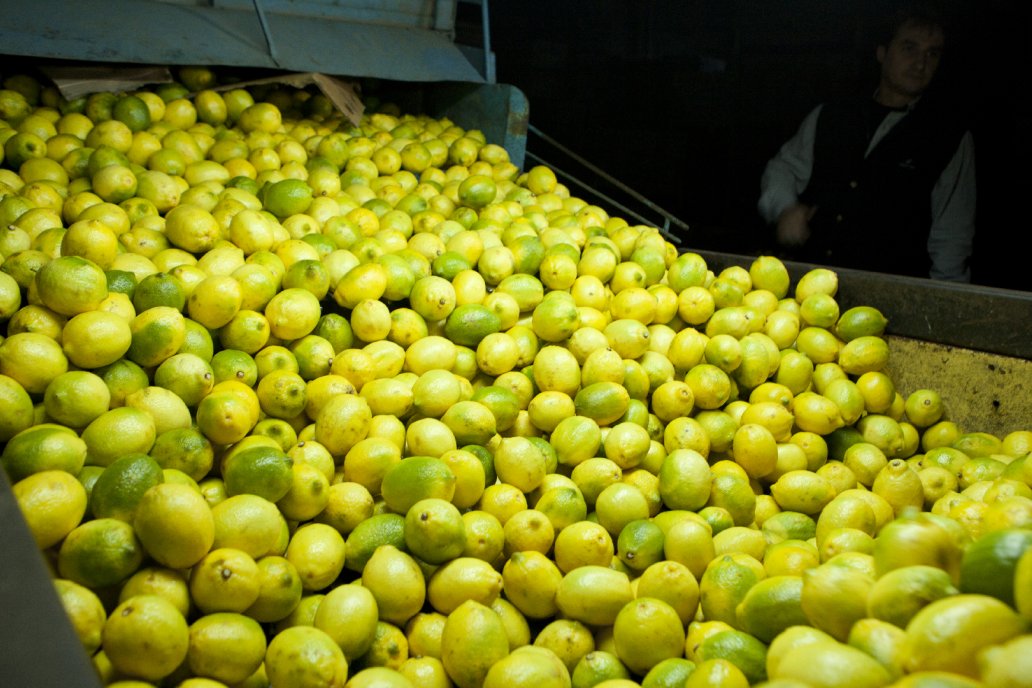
[0,0,485,83]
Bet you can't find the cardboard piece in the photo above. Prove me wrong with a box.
[40,64,173,100]
[39,65,365,126]
[209,72,365,126]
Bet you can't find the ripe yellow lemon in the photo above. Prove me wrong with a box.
[133,482,215,569]
[12,469,88,549]
[102,594,189,682]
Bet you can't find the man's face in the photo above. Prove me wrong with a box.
[877,21,945,103]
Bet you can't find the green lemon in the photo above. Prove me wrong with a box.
[89,453,165,522]
[901,594,1028,677]
[958,528,1032,606]
[222,445,294,503]
[404,497,466,565]
[735,575,808,644]
[2,424,88,482]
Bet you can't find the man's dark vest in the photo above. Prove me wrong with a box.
[796,94,967,277]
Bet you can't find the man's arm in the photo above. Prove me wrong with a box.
[758,105,823,225]
[926,131,976,282]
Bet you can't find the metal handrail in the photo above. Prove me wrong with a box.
[526,124,690,244]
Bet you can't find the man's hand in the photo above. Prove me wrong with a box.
[776,203,817,246]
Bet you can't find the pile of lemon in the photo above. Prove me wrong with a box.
[2,66,1032,688]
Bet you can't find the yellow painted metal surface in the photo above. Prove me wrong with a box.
[885,335,1032,438]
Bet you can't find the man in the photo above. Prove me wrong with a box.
[757,6,976,281]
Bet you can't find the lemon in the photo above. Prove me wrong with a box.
[872,512,964,583]
[2,423,87,481]
[344,513,407,574]
[845,618,905,681]
[115,565,191,619]
[834,305,888,341]
[133,481,214,569]
[193,390,255,446]
[339,437,400,497]
[54,519,142,595]
[493,435,547,493]
[866,564,958,630]
[277,461,330,522]
[698,554,763,627]
[732,574,808,645]
[495,550,560,620]
[692,628,768,685]
[88,452,164,523]
[265,625,349,688]
[124,384,192,436]
[640,657,696,688]
[770,638,891,688]
[380,455,457,514]
[59,309,133,369]
[182,615,266,687]
[12,469,88,550]
[677,657,746,688]
[53,578,107,655]
[763,539,820,579]
[102,594,189,682]
[744,255,789,298]
[124,305,186,369]
[439,448,487,510]
[535,484,589,531]
[310,585,379,662]
[284,522,347,592]
[262,177,313,218]
[980,634,1032,688]
[219,444,293,503]
[404,497,466,564]
[347,666,416,688]
[0,373,33,443]
[500,507,553,556]
[958,527,1032,606]
[800,561,875,641]
[34,254,109,316]
[528,620,592,676]
[406,610,448,660]
[471,384,520,433]
[442,302,502,348]
[636,559,700,625]
[441,600,510,688]
[550,519,613,573]
[611,597,686,677]
[901,594,1028,677]
[426,557,503,616]
[457,510,504,565]
[154,353,215,408]
[610,518,661,573]
[314,392,373,458]
[0,331,69,395]
[245,554,304,623]
[1012,544,1032,619]
[706,473,756,527]
[265,286,321,341]
[769,470,836,516]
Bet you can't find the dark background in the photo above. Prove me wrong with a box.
[474,0,1032,290]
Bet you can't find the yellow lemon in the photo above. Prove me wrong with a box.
[102,595,189,682]
[901,594,1027,677]
[285,522,347,591]
[53,578,107,656]
[133,482,215,569]
[12,469,88,549]
[441,600,510,688]
[264,625,349,688]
